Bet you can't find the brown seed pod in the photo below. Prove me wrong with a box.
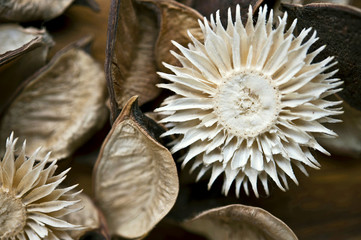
[105,0,204,121]
[0,0,100,22]
[182,204,298,240]
[0,36,108,161]
[93,96,179,239]
[0,24,53,114]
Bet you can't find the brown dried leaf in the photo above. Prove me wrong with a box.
[62,193,101,239]
[183,204,298,240]
[281,3,361,110]
[0,38,108,161]
[93,96,178,239]
[106,0,160,119]
[141,0,203,73]
[0,24,53,114]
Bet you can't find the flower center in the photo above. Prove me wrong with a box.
[214,71,281,138]
[0,190,27,238]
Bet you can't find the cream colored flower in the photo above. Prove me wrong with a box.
[156,5,343,197]
[0,133,82,239]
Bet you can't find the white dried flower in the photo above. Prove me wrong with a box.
[0,133,82,239]
[156,5,343,197]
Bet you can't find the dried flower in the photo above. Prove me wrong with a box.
[156,5,343,197]
[0,133,82,239]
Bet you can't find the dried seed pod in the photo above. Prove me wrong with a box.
[106,0,203,121]
[183,204,298,240]
[93,96,178,239]
[106,0,159,118]
[0,37,108,161]
[0,0,99,22]
[141,0,203,73]
[0,24,53,114]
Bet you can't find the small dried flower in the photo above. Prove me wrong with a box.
[156,5,343,197]
[0,133,82,239]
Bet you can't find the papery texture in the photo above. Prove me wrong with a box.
[0,39,108,161]
[0,24,53,114]
[183,204,298,240]
[94,96,178,238]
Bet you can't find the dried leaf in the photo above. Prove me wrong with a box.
[282,3,361,110]
[93,96,178,239]
[0,24,53,114]
[0,37,108,161]
[106,0,160,119]
[183,204,298,240]
[141,0,203,73]
[62,193,101,239]
[0,0,99,22]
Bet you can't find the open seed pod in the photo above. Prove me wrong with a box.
[0,0,100,22]
[0,36,108,161]
[0,24,53,114]
[182,204,298,240]
[106,0,203,120]
[93,96,178,239]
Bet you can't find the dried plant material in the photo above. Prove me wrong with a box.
[94,96,178,239]
[0,24,53,114]
[318,101,361,158]
[179,0,267,25]
[281,0,352,4]
[0,0,99,22]
[141,0,203,73]
[183,204,298,240]
[73,0,100,11]
[0,133,83,239]
[0,25,42,55]
[106,0,160,119]
[62,193,100,239]
[282,3,361,110]
[156,5,343,197]
[0,39,108,161]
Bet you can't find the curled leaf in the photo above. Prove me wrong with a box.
[183,204,298,240]
[0,37,108,161]
[93,96,178,239]
[0,0,99,22]
[0,24,53,113]
[282,3,361,110]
